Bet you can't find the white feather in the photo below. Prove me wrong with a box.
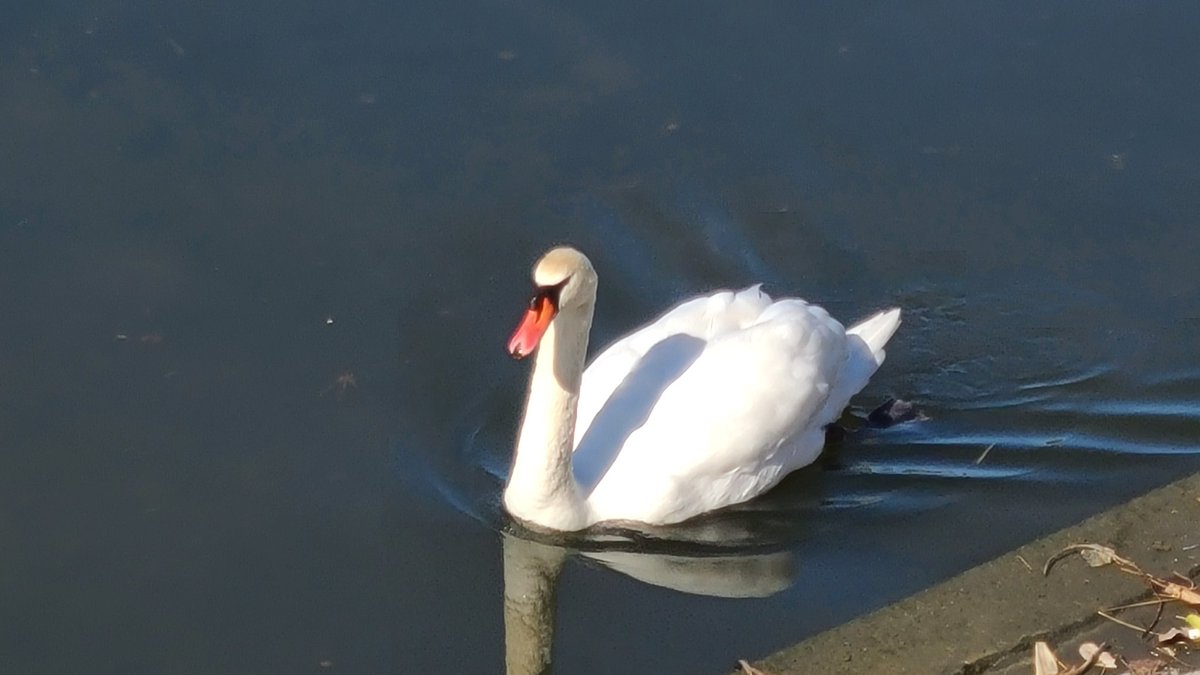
[572,288,899,525]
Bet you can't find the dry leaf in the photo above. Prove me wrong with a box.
[1124,657,1166,675]
[1080,546,1117,567]
[1033,641,1060,675]
[1154,580,1200,606]
[737,659,769,675]
[1059,642,1111,675]
[1154,627,1194,646]
[1077,642,1116,669]
[1044,544,1138,576]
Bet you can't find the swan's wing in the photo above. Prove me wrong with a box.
[583,299,849,524]
[639,299,847,476]
[573,286,773,448]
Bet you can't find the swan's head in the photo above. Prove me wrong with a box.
[508,246,598,359]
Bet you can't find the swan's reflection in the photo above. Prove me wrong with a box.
[582,548,793,598]
[502,529,796,675]
[503,534,568,675]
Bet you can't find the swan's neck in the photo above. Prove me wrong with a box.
[505,305,593,531]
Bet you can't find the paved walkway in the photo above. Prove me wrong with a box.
[749,472,1200,674]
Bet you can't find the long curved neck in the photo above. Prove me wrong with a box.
[504,304,593,531]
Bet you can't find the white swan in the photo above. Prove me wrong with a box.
[504,246,900,532]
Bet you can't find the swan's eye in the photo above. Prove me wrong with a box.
[531,278,568,309]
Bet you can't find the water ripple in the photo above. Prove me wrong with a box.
[840,459,1036,480]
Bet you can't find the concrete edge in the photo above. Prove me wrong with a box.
[751,471,1200,674]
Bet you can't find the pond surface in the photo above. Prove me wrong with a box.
[1,1,1199,673]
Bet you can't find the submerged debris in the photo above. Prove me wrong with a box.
[321,370,358,399]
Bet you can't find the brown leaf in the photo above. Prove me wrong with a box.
[1154,580,1200,606]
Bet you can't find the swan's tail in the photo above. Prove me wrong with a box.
[818,308,902,426]
[847,308,902,366]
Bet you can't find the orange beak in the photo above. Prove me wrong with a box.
[508,293,558,359]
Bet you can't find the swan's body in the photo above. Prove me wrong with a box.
[504,247,900,532]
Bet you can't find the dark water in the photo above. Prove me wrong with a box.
[2,1,1199,673]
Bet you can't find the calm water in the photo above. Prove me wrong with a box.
[2,1,1199,673]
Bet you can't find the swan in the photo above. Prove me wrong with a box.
[504,246,900,532]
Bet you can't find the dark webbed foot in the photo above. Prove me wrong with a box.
[867,398,925,428]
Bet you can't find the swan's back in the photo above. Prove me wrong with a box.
[573,285,772,436]
[572,286,899,525]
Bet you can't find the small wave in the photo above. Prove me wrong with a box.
[1015,363,1114,392]
[1037,398,1200,420]
[912,432,1200,457]
[820,491,957,513]
[840,458,1036,480]
[668,188,784,286]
